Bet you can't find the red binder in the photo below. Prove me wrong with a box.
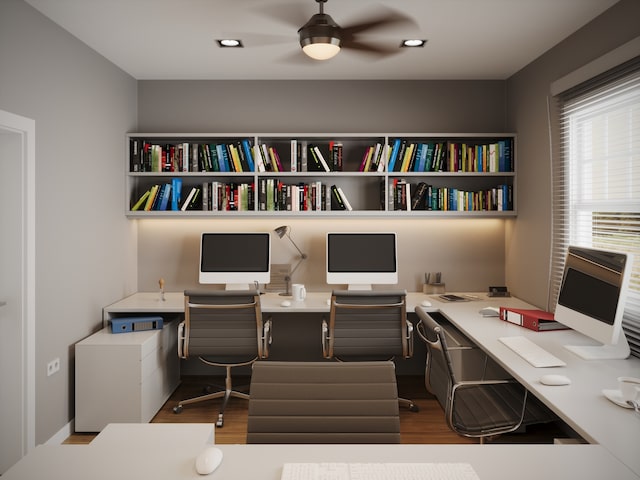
[499,307,568,332]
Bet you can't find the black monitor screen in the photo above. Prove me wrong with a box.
[327,233,397,272]
[201,233,270,272]
[558,268,620,326]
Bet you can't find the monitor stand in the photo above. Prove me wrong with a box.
[564,335,630,360]
[347,284,372,291]
[225,283,252,291]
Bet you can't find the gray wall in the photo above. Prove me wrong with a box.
[136,80,510,295]
[0,0,138,444]
[505,0,640,310]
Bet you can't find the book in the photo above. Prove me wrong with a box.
[336,186,353,211]
[387,138,402,172]
[499,307,568,332]
[411,182,429,210]
[312,145,330,172]
[131,189,150,211]
[330,185,346,210]
[171,178,182,211]
[144,185,160,211]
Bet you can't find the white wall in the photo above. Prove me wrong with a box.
[0,0,138,444]
[505,0,640,310]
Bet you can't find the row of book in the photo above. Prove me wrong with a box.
[257,178,353,211]
[392,180,513,211]
[130,139,257,173]
[387,139,513,173]
[131,180,256,212]
[131,179,184,211]
[130,138,514,174]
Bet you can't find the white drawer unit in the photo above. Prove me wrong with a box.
[75,322,179,432]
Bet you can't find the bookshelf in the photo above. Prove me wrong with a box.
[126,133,516,218]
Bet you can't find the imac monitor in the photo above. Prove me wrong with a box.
[199,232,271,289]
[555,246,633,360]
[326,232,398,290]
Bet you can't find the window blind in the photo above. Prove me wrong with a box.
[552,58,640,357]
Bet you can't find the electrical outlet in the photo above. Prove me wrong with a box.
[47,358,60,377]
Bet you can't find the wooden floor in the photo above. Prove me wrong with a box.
[65,375,569,445]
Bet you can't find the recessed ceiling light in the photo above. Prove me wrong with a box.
[401,39,426,48]
[217,39,243,48]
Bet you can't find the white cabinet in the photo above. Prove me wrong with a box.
[75,322,179,432]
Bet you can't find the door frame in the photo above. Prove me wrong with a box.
[0,109,36,458]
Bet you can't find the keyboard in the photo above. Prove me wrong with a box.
[281,462,480,480]
[498,336,566,367]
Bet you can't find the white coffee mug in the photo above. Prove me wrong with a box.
[618,376,640,402]
[291,284,306,302]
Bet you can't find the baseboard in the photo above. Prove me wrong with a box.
[45,419,74,445]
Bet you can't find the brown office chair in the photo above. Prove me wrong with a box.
[415,307,556,443]
[321,289,418,412]
[246,361,401,444]
[173,289,271,427]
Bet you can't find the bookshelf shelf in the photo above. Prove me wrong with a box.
[126,133,517,218]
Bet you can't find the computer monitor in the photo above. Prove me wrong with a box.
[555,245,633,360]
[199,232,271,289]
[326,232,398,290]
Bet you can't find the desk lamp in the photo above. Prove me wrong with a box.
[274,225,308,296]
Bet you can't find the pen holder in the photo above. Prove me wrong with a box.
[423,283,445,294]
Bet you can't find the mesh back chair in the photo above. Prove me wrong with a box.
[173,289,271,427]
[415,307,556,443]
[246,361,400,444]
[321,290,418,412]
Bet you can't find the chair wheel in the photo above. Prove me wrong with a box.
[173,405,183,414]
[409,404,420,413]
[216,415,224,428]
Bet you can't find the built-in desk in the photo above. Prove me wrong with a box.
[95,291,640,476]
[4,423,638,479]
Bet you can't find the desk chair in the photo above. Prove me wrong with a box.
[246,361,401,443]
[173,289,271,427]
[321,290,418,412]
[415,307,556,443]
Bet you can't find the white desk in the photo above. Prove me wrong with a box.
[428,295,640,476]
[4,423,638,480]
[98,291,640,476]
[101,291,436,324]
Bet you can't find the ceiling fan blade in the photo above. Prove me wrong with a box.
[340,7,417,36]
[342,40,402,59]
[253,2,312,30]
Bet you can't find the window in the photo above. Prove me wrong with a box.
[552,59,640,357]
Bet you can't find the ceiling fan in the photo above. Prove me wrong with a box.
[254,0,418,62]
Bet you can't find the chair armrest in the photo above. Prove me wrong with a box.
[404,319,414,358]
[260,317,272,359]
[321,318,331,358]
[177,321,187,359]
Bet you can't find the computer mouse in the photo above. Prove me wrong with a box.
[195,446,223,475]
[540,374,571,386]
[280,300,291,307]
[421,300,432,307]
[479,306,500,317]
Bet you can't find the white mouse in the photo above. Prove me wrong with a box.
[195,446,223,475]
[421,300,432,307]
[479,306,500,317]
[540,374,571,386]
[280,300,291,307]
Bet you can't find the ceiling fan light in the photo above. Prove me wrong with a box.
[301,40,341,60]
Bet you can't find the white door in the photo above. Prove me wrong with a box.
[0,110,35,474]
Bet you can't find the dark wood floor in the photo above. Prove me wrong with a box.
[65,375,570,445]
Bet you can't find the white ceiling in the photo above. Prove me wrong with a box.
[24,0,619,81]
